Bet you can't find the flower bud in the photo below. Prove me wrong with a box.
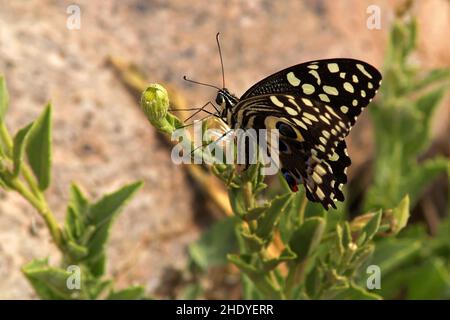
[140,84,169,125]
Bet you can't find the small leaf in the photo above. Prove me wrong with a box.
[12,122,33,177]
[25,103,52,190]
[22,259,79,300]
[256,193,292,240]
[361,210,382,244]
[241,229,264,252]
[0,76,9,121]
[87,181,143,226]
[391,195,410,235]
[289,217,326,263]
[107,285,146,300]
[330,281,382,300]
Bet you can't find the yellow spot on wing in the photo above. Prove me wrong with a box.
[352,99,358,106]
[319,93,330,102]
[302,83,315,95]
[352,74,359,83]
[307,64,319,69]
[340,106,349,113]
[344,82,354,93]
[327,63,339,73]
[319,115,330,125]
[357,63,373,79]
[309,70,321,85]
[316,165,327,176]
[303,112,318,122]
[312,172,323,184]
[287,72,301,86]
[286,107,298,116]
[323,85,338,95]
[270,95,284,107]
[316,186,325,200]
[361,90,366,97]
[293,118,308,130]
[302,98,313,107]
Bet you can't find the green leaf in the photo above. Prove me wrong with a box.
[241,229,264,252]
[289,217,326,263]
[12,122,33,177]
[22,259,79,300]
[188,217,237,269]
[69,183,90,215]
[330,281,382,300]
[107,285,146,300]
[25,103,52,190]
[361,210,382,244]
[228,254,282,299]
[256,193,292,240]
[0,76,9,121]
[87,181,143,226]
[65,239,89,261]
[84,181,142,276]
[407,258,450,299]
[390,195,410,235]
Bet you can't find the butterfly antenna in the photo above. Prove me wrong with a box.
[183,76,221,90]
[216,32,225,88]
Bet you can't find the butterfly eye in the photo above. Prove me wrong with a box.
[215,94,224,105]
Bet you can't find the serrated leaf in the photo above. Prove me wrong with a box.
[107,285,146,300]
[87,181,142,226]
[289,217,326,263]
[84,181,142,276]
[12,122,33,177]
[25,103,52,190]
[0,76,9,121]
[22,259,78,300]
[69,183,89,216]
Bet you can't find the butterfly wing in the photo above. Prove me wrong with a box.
[241,58,382,127]
[232,94,354,209]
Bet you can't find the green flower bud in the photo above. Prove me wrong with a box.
[140,84,182,135]
[140,84,169,124]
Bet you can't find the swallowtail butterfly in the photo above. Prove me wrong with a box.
[189,34,382,210]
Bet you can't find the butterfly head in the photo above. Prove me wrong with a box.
[216,88,239,121]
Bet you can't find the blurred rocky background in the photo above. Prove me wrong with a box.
[0,0,448,298]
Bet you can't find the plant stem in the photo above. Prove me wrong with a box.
[299,192,307,225]
[0,121,64,252]
[9,177,64,251]
[0,121,13,151]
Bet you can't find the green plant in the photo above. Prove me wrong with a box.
[0,75,145,299]
[365,16,450,210]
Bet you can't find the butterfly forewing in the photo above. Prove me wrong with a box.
[241,58,382,127]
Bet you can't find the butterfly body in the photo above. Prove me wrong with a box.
[214,58,382,210]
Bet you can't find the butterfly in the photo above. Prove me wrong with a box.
[187,36,382,210]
